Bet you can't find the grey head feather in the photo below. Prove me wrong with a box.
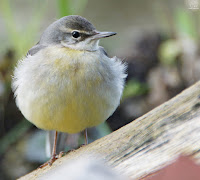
[39,15,96,45]
[26,15,96,56]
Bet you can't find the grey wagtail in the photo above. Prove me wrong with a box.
[12,15,127,165]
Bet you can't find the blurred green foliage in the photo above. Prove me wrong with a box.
[123,79,149,100]
[158,39,181,66]
[175,8,199,39]
[58,0,88,17]
[0,0,46,60]
[158,7,200,66]
[0,120,31,156]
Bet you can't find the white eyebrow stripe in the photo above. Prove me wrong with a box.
[59,26,93,35]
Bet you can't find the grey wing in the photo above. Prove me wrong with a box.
[26,43,47,56]
[99,46,109,57]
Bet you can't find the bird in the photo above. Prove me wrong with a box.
[12,15,127,166]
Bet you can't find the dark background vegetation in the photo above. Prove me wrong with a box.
[0,0,200,179]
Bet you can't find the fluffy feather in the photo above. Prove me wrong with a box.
[12,46,127,133]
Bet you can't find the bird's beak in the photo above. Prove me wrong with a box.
[91,31,117,40]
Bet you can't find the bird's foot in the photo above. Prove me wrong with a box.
[39,154,58,169]
[48,154,58,166]
[39,151,67,169]
[58,151,66,158]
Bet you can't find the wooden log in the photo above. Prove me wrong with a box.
[19,81,200,179]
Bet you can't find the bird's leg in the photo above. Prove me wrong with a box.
[48,131,58,165]
[84,129,88,145]
[39,131,58,168]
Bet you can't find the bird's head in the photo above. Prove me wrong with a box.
[39,15,116,51]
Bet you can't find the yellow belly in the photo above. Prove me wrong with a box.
[31,89,108,133]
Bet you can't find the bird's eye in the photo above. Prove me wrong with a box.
[72,31,80,38]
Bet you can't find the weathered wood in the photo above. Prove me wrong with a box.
[19,81,200,179]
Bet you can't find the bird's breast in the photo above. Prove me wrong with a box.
[13,46,124,133]
[47,47,104,88]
